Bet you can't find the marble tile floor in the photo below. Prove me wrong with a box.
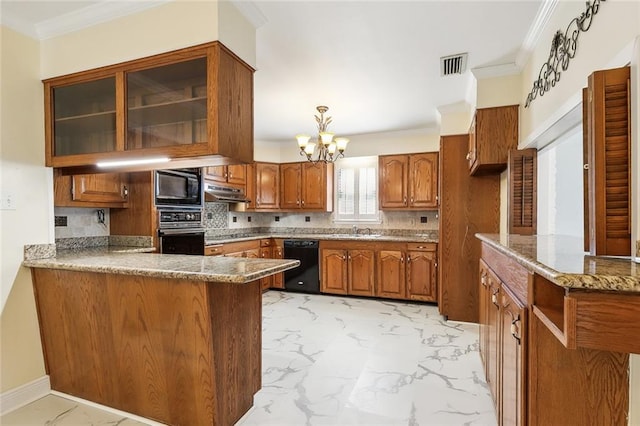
[1,291,496,426]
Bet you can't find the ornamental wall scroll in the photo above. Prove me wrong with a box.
[524,0,604,108]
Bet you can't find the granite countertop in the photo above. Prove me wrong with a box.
[476,233,640,293]
[205,233,438,246]
[23,247,300,284]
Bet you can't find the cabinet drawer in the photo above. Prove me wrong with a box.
[205,245,223,256]
[406,242,436,252]
[223,240,260,254]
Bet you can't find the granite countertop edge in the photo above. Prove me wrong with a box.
[205,233,439,245]
[475,233,640,292]
[23,251,300,284]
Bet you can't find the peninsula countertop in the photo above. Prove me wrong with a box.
[476,233,640,292]
[23,247,300,284]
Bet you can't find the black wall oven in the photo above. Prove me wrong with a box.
[155,168,203,208]
[158,209,204,255]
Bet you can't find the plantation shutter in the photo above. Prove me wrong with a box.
[586,66,631,256]
[508,149,537,235]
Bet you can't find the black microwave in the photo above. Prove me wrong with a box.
[155,168,203,207]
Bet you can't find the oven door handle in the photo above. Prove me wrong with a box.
[158,228,205,237]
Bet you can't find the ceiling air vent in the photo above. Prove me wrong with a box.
[440,53,468,76]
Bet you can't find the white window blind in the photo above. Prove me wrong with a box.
[335,156,379,222]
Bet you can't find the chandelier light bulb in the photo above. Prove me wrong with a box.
[320,132,334,146]
[296,134,311,148]
[294,105,348,163]
[335,137,349,151]
[304,142,316,155]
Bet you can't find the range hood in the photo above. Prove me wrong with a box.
[204,182,251,203]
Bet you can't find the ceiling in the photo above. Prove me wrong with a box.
[1,0,545,143]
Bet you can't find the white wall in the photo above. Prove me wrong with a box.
[255,127,441,164]
[520,0,639,147]
[0,26,49,392]
[40,0,257,79]
[1,0,258,396]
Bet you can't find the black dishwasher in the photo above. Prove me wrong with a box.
[284,240,320,294]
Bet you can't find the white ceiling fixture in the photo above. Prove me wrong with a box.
[296,106,349,164]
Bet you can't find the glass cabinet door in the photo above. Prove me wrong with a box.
[126,57,208,150]
[53,77,116,156]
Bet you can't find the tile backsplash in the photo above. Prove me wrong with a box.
[54,207,110,239]
[203,202,439,238]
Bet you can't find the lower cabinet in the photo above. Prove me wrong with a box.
[480,242,629,426]
[205,239,284,291]
[320,244,375,296]
[321,241,436,302]
[479,258,526,425]
[376,243,438,302]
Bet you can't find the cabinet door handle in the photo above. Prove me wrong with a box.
[583,164,590,170]
[301,200,305,205]
[466,152,471,160]
[348,255,352,261]
[401,255,404,263]
[296,200,300,205]
[407,255,411,263]
[403,197,407,205]
[342,255,346,261]
[410,197,414,204]
[122,185,129,198]
[481,273,487,286]
[510,317,521,344]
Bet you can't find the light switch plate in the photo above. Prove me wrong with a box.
[0,192,16,210]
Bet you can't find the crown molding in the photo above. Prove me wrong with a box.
[230,0,268,29]
[471,62,521,80]
[516,0,559,68]
[469,0,558,81]
[0,10,40,40]
[35,1,171,40]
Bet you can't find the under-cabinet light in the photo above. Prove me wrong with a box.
[96,157,170,168]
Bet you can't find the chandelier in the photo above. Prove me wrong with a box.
[295,106,349,163]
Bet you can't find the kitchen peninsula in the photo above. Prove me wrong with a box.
[23,248,299,425]
[476,233,639,426]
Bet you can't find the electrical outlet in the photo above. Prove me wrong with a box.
[275,216,280,222]
[420,216,428,224]
[1,192,16,210]
[55,216,68,227]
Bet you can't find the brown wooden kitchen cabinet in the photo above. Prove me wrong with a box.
[376,242,438,302]
[467,105,519,175]
[439,134,500,323]
[379,152,438,210]
[406,243,437,302]
[204,165,246,186]
[320,242,375,296]
[44,41,254,170]
[54,170,129,207]
[280,162,333,211]
[376,248,406,299]
[259,239,273,290]
[271,239,284,289]
[479,242,629,426]
[247,162,279,211]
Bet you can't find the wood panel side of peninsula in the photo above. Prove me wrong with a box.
[31,268,261,426]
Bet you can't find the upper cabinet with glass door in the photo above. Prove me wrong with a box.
[43,42,254,170]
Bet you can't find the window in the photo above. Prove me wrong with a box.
[335,156,379,222]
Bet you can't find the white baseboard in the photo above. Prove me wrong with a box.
[49,391,165,426]
[0,375,51,416]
